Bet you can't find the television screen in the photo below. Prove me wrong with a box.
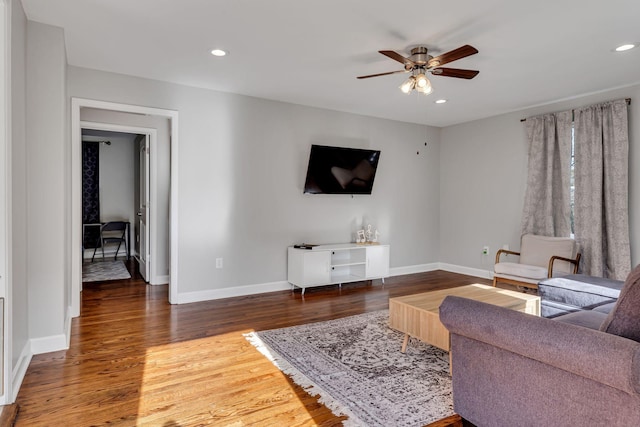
[303,145,381,194]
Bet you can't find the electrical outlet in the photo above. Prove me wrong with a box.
[216,258,223,269]
[482,246,489,255]
[502,244,510,251]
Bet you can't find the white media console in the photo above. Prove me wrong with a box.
[287,243,390,294]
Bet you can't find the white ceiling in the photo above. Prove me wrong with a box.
[21,0,640,127]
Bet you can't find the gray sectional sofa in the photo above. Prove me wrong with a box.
[537,273,624,318]
[439,264,640,426]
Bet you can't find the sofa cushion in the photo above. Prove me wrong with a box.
[494,262,547,280]
[555,310,608,330]
[593,302,617,314]
[599,264,640,342]
[540,300,584,318]
[538,275,623,309]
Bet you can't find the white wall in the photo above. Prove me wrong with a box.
[25,21,67,345]
[68,66,442,296]
[440,84,640,273]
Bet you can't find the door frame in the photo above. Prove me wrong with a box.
[71,98,179,318]
[80,121,157,283]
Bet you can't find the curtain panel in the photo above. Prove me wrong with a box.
[82,141,101,249]
[574,99,631,280]
[521,111,573,237]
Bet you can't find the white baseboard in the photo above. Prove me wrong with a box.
[389,263,439,277]
[30,333,69,355]
[11,342,32,402]
[176,280,292,304]
[175,264,493,304]
[438,263,493,280]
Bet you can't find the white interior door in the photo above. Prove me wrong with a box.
[137,135,150,281]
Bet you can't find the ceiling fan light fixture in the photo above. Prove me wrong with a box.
[415,73,428,88]
[399,76,415,94]
[416,83,433,95]
[415,74,432,95]
[360,44,479,96]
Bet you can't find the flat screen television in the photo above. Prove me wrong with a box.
[303,145,381,194]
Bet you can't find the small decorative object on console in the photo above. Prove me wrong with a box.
[356,224,380,244]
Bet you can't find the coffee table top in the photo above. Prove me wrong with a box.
[389,283,540,314]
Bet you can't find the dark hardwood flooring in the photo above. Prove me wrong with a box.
[14,261,492,426]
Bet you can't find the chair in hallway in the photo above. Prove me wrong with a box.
[91,221,129,262]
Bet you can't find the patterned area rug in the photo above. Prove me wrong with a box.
[82,260,131,282]
[245,310,453,427]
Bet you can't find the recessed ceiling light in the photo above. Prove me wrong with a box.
[210,49,227,57]
[435,99,447,104]
[615,44,636,52]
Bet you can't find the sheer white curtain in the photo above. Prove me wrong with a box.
[521,111,573,237]
[574,99,631,279]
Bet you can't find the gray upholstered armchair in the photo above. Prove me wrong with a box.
[440,263,640,426]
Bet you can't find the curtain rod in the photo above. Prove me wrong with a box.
[520,98,631,122]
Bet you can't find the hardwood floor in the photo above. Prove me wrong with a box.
[0,403,19,427]
[15,262,491,426]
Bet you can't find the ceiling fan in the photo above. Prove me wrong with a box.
[357,45,479,95]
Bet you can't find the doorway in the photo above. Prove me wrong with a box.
[80,128,150,283]
[71,98,179,318]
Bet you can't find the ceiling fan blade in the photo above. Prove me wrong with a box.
[357,70,408,79]
[379,50,415,67]
[431,67,479,79]
[427,45,478,68]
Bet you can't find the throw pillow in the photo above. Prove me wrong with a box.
[599,263,640,342]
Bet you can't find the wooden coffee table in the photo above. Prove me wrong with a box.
[389,284,540,352]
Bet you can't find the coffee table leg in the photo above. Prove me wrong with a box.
[401,334,409,353]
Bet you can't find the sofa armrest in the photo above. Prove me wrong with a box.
[440,296,640,395]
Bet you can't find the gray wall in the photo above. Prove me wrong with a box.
[68,66,442,294]
[11,0,28,371]
[98,135,137,225]
[25,22,67,343]
[440,84,640,273]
